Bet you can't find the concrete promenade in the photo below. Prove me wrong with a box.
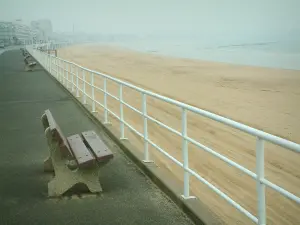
[0,50,194,225]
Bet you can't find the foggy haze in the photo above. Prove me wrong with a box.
[1,0,300,43]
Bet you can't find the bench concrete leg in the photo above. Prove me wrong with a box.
[44,156,54,172]
[24,65,33,72]
[48,176,75,197]
[48,167,102,197]
[77,169,103,194]
[44,128,102,197]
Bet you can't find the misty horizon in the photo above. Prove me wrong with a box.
[1,0,300,44]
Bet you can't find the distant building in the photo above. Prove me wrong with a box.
[0,21,13,46]
[31,19,53,41]
[0,19,51,45]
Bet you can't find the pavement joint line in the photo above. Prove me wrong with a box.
[0,98,72,105]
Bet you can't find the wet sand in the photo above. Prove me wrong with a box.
[59,44,300,225]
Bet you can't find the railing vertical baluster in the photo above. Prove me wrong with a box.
[76,66,79,97]
[142,93,152,162]
[60,60,63,83]
[57,58,59,79]
[71,64,74,92]
[119,84,125,139]
[56,58,58,79]
[83,69,86,104]
[49,56,52,75]
[181,108,195,199]
[103,78,108,124]
[66,63,69,89]
[45,54,47,71]
[91,72,96,112]
[47,53,49,74]
[61,61,66,86]
[61,60,63,83]
[47,54,49,73]
[256,137,266,225]
[55,58,57,78]
[58,59,61,81]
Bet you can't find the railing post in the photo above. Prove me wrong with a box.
[58,59,61,81]
[48,54,50,73]
[91,72,96,112]
[71,64,74,92]
[119,84,125,139]
[63,61,65,86]
[56,58,58,79]
[142,93,152,163]
[60,61,62,81]
[181,108,195,199]
[256,137,266,225]
[61,60,63,83]
[46,54,48,71]
[103,78,109,124]
[57,58,59,79]
[76,66,80,97]
[83,69,87,104]
[66,63,69,89]
[49,56,52,75]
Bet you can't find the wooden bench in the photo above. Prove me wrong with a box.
[22,49,37,71]
[41,109,113,197]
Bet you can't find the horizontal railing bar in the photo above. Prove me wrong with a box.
[187,167,258,223]
[123,117,184,169]
[95,99,104,109]
[106,107,120,121]
[94,85,104,93]
[52,55,300,153]
[261,179,300,204]
[147,138,183,168]
[146,114,181,136]
[123,120,143,138]
[186,136,257,179]
[77,87,84,93]
[106,91,119,101]
[122,101,143,115]
[85,93,92,100]
[77,76,85,82]
[85,81,92,86]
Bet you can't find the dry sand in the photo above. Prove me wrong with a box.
[58,44,300,225]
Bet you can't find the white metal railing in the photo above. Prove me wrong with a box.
[27,45,300,225]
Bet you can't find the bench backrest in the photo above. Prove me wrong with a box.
[44,109,73,159]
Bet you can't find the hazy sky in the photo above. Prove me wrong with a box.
[1,0,300,41]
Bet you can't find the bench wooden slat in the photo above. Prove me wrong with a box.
[67,134,96,168]
[82,131,113,162]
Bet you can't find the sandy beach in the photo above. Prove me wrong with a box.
[58,44,300,225]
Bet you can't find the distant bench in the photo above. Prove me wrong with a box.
[21,48,37,71]
[41,109,113,197]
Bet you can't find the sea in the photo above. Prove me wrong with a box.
[97,37,300,70]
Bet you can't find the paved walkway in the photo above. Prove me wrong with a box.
[0,50,194,225]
